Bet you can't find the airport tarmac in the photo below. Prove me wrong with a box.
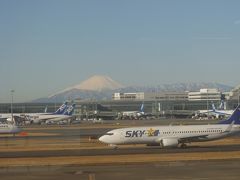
[0,159,240,180]
[0,119,240,179]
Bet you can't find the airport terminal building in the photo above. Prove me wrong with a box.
[0,87,240,120]
[75,87,240,119]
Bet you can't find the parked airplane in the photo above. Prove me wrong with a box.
[195,106,214,117]
[99,105,240,148]
[0,123,22,134]
[0,102,68,124]
[0,114,22,134]
[121,103,145,118]
[211,101,233,117]
[28,103,76,124]
[195,101,233,119]
[0,102,69,124]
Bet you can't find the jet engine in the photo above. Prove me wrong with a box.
[160,138,179,148]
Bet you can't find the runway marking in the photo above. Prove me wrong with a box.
[0,137,240,152]
[23,125,128,131]
[1,151,240,167]
[0,132,60,137]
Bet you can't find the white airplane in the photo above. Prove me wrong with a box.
[195,101,233,118]
[28,103,76,124]
[0,123,22,134]
[211,102,233,117]
[99,105,240,148]
[196,106,215,117]
[0,114,22,134]
[0,102,68,122]
[121,103,145,117]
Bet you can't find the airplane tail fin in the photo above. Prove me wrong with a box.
[211,103,216,111]
[63,104,76,116]
[219,105,240,124]
[44,106,48,113]
[54,102,68,114]
[140,103,144,113]
[219,100,224,110]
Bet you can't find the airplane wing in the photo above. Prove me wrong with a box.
[178,134,209,143]
[178,124,233,143]
[212,110,228,115]
[155,134,209,144]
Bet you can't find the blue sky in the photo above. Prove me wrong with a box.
[1,0,240,102]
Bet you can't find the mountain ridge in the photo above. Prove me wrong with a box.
[32,76,234,103]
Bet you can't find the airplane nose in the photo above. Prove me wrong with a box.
[99,136,106,143]
[14,127,21,133]
[17,127,22,133]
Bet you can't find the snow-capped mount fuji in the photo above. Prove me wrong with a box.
[33,75,125,102]
[53,75,124,95]
[75,75,124,91]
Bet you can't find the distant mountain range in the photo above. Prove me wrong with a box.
[32,75,234,103]
[120,82,233,93]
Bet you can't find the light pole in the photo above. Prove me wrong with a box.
[10,89,14,124]
[238,89,240,106]
[207,89,209,117]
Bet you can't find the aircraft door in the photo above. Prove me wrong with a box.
[120,131,126,144]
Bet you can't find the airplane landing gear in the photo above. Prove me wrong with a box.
[180,143,187,148]
[109,144,118,150]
